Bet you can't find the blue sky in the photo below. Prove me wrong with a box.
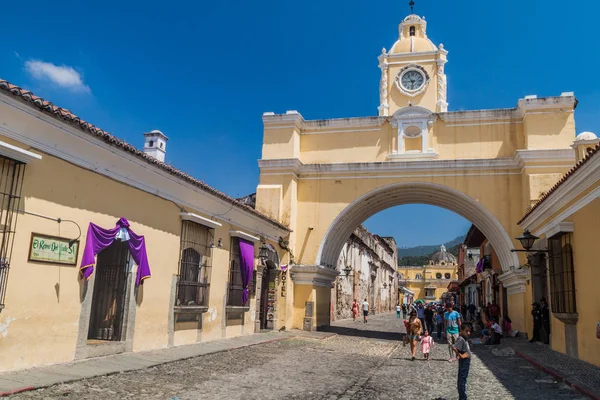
[1,0,598,247]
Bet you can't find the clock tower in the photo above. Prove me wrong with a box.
[378,13,448,116]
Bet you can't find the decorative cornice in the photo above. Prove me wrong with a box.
[290,264,339,287]
[499,268,530,295]
[0,139,42,163]
[259,149,574,178]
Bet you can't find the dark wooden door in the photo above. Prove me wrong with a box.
[88,241,130,341]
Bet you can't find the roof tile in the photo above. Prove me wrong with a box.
[0,78,290,233]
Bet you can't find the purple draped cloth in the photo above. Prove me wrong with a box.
[475,257,485,274]
[238,239,255,305]
[80,217,151,286]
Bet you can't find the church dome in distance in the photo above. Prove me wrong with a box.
[575,131,597,141]
[430,245,457,264]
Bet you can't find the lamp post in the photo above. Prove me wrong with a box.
[511,229,550,253]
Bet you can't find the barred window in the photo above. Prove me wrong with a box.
[548,233,576,314]
[175,221,212,308]
[227,237,253,307]
[445,273,451,279]
[0,157,25,312]
[436,273,442,279]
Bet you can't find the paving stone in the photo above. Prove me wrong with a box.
[8,313,593,400]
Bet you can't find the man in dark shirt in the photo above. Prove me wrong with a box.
[424,305,434,335]
[530,302,542,343]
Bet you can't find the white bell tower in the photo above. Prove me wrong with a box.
[143,130,168,162]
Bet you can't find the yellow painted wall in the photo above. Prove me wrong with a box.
[0,149,270,371]
[293,284,313,329]
[570,198,600,365]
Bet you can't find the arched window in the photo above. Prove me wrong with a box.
[415,273,422,280]
[148,140,154,147]
[409,26,416,36]
[160,142,163,149]
[178,248,202,306]
[445,273,451,279]
[436,273,442,279]
[176,220,212,308]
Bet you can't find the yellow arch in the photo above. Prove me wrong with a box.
[316,182,519,271]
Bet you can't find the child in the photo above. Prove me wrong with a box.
[420,330,434,361]
[453,324,472,400]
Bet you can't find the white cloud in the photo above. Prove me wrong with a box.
[25,60,90,93]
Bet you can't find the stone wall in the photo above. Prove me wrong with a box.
[332,226,398,321]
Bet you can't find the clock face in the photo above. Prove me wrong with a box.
[401,70,425,91]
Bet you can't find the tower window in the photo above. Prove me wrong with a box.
[160,142,163,149]
[149,140,154,147]
[409,26,416,36]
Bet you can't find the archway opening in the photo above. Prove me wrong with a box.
[322,183,518,324]
[317,183,518,272]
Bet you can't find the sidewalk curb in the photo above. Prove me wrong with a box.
[0,332,337,397]
[514,349,600,400]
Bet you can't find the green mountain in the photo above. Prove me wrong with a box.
[397,235,465,258]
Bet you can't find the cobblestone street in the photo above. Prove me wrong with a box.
[9,313,589,400]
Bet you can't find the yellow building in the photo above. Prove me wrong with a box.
[0,79,291,372]
[398,245,458,302]
[256,11,580,339]
[518,132,600,366]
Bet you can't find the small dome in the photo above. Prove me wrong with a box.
[575,131,598,141]
[390,37,437,54]
[430,245,457,264]
[149,129,163,135]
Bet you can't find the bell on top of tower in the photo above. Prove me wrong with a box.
[390,14,437,54]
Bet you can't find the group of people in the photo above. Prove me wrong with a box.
[403,301,472,400]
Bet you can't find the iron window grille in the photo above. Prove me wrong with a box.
[0,157,25,313]
[175,221,212,308]
[548,233,576,314]
[227,237,254,307]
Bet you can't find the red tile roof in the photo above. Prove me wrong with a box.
[519,143,600,224]
[0,78,290,232]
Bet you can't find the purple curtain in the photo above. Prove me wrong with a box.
[475,257,485,274]
[238,239,255,305]
[80,217,151,286]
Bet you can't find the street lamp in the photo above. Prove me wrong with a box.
[258,243,270,261]
[512,229,550,253]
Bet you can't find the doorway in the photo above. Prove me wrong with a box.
[259,267,276,330]
[88,241,130,341]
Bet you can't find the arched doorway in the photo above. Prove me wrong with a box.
[317,182,519,273]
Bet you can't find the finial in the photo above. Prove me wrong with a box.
[409,0,415,13]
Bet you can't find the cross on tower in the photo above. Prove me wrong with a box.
[409,0,415,13]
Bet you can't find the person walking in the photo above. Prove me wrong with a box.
[453,324,473,400]
[435,310,444,341]
[396,303,402,318]
[530,302,542,343]
[424,305,434,335]
[351,299,359,322]
[444,303,462,361]
[420,330,434,361]
[461,304,468,321]
[401,303,407,319]
[406,310,423,361]
[362,298,369,323]
[467,303,476,321]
